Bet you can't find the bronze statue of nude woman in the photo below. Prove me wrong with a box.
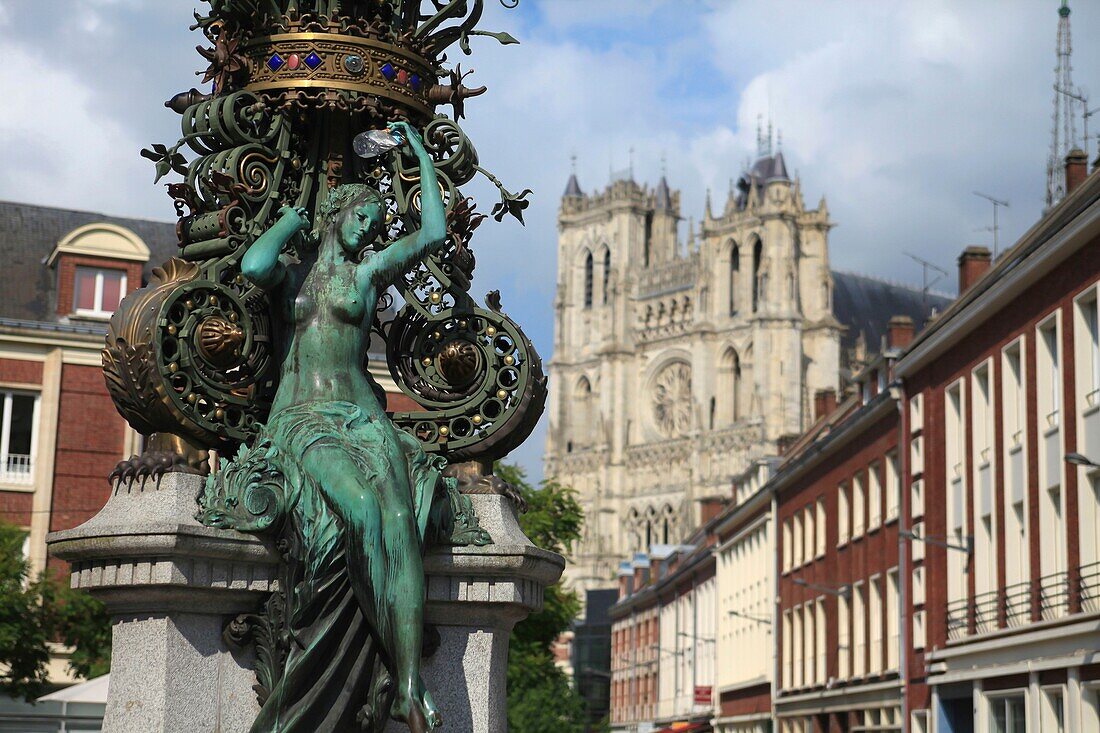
[200,121,449,732]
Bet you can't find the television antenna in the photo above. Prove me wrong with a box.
[1055,85,1100,161]
[973,191,1009,258]
[904,252,948,312]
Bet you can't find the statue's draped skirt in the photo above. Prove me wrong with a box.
[199,400,444,732]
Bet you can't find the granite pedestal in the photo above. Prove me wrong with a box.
[49,472,563,733]
[47,473,280,733]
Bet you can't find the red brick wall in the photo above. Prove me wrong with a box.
[777,408,901,690]
[719,682,771,717]
[0,492,33,527]
[0,358,44,385]
[54,254,143,316]
[49,365,124,540]
[905,230,1100,672]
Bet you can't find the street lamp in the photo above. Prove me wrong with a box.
[1066,452,1100,469]
[792,578,851,598]
[727,609,771,624]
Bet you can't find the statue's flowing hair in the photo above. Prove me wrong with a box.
[316,183,385,244]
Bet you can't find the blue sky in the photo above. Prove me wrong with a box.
[1,1,1097,480]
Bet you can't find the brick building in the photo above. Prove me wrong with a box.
[894,153,1100,732]
[772,334,908,731]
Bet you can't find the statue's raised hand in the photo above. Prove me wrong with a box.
[277,205,312,232]
[387,121,422,151]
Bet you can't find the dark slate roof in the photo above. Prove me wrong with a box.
[0,200,178,323]
[563,173,583,198]
[734,152,790,209]
[831,270,953,352]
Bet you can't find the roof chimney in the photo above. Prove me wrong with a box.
[813,389,838,422]
[887,315,915,350]
[958,246,992,293]
[1066,148,1088,195]
[699,496,729,525]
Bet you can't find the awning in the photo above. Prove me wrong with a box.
[656,724,710,733]
[38,674,110,704]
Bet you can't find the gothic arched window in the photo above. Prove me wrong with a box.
[751,239,763,313]
[602,247,611,304]
[583,252,594,308]
[719,348,742,425]
[729,243,740,315]
[572,376,594,445]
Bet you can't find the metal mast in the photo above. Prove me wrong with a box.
[1047,0,1078,208]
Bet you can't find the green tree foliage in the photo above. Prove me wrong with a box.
[496,463,588,733]
[0,522,111,701]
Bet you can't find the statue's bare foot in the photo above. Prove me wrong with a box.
[393,681,441,732]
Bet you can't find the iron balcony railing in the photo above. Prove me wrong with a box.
[945,567,1098,640]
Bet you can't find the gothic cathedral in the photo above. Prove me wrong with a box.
[544,146,850,594]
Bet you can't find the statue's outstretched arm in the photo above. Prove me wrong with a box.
[241,206,309,288]
[361,122,448,289]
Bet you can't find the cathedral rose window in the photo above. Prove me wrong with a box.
[651,362,693,437]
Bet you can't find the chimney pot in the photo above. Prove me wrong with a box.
[1066,148,1088,195]
[887,315,915,350]
[699,496,728,525]
[813,388,838,422]
[958,246,992,293]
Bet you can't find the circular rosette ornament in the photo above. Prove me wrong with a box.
[102,259,275,451]
[386,304,546,462]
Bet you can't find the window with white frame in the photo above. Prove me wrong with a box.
[945,380,968,608]
[852,473,866,538]
[792,604,803,688]
[1037,315,1067,616]
[1082,683,1100,733]
[815,498,826,557]
[869,576,883,675]
[852,582,866,677]
[1003,338,1030,620]
[911,710,930,733]
[803,506,814,565]
[815,598,826,684]
[912,609,926,650]
[885,451,900,522]
[1075,285,1100,599]
[989,693,1027,733]
[782,519,792,573]
[838,591,851,679]
[972,361,998,611]
[910,433,924,475]
[802,603,813,686]
[1077,284,1100,410]
[782,609,792,689]
[1041,685,1065,733]
[73,266,127,317]
[910,392,924,433]
[868,461,882,530]
[886,569,899,671]
[911,477,925,520]
[793,512,803,568]
[0,390,38,486]
[838,483,850,546]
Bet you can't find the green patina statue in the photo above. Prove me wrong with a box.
[199,123,448,731]
[100,2,547,731]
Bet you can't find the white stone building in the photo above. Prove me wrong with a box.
[545,146,942,596]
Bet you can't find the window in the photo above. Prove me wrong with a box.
[912,609,926,650]
[909,392,924,433]
[838,483,850,546]
[1075,288,1100,604]
[0,391,38,486]
[868,462,882,530]
[973,362,997,609]
[802,506,813,565]
[1037,316,1067,617]
[729,244,740,315]
[792,607,803,688]
[911,477,925,520]
[783,519,793,573]
[1003,339,1029,617]
[852,474,866,538]
[869,576,883,674]
[601,248,611,304]
[885,452,900,522]
[802,603,813,686]
[1076,286,1100,408]
[73,266,126,317]
[751,239,762,313]
[793,512,804,568]
[583,252,594,308]
[886,569,899,671]
[815,499,826,557]
[989,693,1027,733]
[815,598,826,684]
[838,592,851,679]
[945,380,967,608]
[782,610,793,690]
[852,582,866,677]
[1041,686,1065,733]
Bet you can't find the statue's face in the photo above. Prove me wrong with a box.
[339,199,382,254]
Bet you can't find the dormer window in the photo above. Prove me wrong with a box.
[74,266,127,318]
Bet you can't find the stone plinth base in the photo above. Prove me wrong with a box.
[47,473,279,733]
[48,475,564,733]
